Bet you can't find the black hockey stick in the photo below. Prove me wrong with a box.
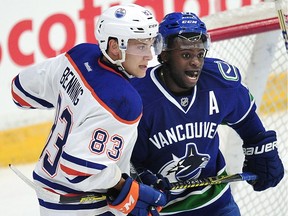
[9,164,257,203]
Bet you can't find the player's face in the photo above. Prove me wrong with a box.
[163,38,206,92]
[122,39,154,78]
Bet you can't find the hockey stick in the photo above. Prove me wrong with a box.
[9,164,257,203]
[275,0,288,53]
[9,164,106,203]
[170,172,258,190]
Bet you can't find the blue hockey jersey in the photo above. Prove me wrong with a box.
[131,57,266,215]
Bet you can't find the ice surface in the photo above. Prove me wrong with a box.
[0,163,39,216]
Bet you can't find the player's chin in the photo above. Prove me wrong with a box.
[134,65,148,78]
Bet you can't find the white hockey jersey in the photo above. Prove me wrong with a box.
[11,43,142,215]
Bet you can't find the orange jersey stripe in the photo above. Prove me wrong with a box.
[65,53,141,125]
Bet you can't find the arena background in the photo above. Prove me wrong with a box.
[0,0,286,167]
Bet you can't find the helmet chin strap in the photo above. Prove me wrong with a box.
[101,49,134,78]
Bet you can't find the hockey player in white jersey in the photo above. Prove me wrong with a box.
[130,12,284,215]
[11,4,166,216]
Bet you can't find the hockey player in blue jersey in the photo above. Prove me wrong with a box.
[11,4,167,216]
[130,12,284,216]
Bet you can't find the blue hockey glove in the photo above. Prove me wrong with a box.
[138,169,172,191]
[242,130,284,191]
[107,174,167,216]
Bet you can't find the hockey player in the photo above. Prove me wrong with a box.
[130,12,284,215]
[11,4,166,216]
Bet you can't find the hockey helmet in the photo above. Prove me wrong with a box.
[95,4,162,65]
[159,12,210,51]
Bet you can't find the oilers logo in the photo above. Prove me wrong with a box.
[115,8,126,18]
[160,143,210,186]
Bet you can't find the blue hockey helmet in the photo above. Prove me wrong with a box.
[159,12,210,51]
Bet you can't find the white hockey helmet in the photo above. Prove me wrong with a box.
[95,4,161,65]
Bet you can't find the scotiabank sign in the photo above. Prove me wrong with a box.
[1,0,262,67]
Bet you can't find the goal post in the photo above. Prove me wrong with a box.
[202,1,288,216]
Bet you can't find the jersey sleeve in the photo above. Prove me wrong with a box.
[223,84,255,124]
[219,70,267,140]
[11,54,65,109]
[229,99,266,141]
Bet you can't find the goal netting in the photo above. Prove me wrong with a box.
[202,1,288,216]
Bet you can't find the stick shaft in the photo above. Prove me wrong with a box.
[275,0,288,53]
[9,164,106,203]
[9,164,257,203]
[170,172,257,190]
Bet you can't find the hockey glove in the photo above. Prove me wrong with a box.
[107,174,167,216]
[138,169,172,191]
[242,130,284,191]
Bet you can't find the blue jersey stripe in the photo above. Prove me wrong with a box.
[62,151,107,170]
[33,171,85,194]
[14,75,54,108]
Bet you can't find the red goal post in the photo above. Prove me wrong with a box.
[202,1,287,216]
[209,17,280,41]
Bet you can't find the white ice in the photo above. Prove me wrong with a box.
[0,163,40,216]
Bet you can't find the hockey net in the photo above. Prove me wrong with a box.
[202,1,288,216]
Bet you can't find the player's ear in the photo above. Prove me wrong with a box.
[108,39,120,56]
[160,52,168,62]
